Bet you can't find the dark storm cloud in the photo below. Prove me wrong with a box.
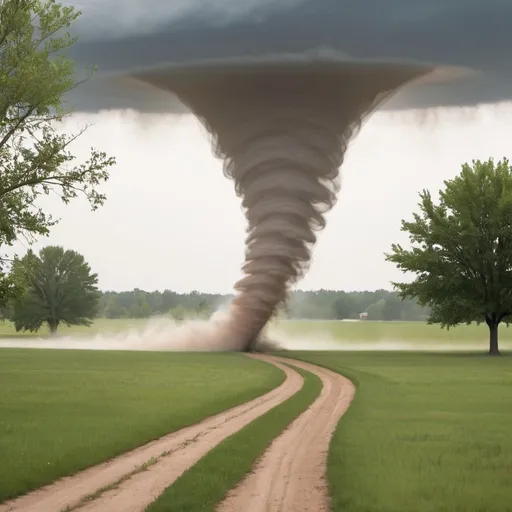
[65,0,512,112]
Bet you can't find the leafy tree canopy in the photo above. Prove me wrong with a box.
[386,158,512,355]
[10,245,99,333]
[0,0,115,301]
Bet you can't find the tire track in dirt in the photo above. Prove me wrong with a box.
[0,355,302,512]
[217,357,356,512]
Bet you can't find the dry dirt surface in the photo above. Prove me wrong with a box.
[0,355,303,512]
[217,357,356,512]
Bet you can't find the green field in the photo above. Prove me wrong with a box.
[291,351,512,512]
[2,320,512,511]
[2,318,512,352]
[0,318,148,338]
[0,349,283,502]
[272,319,512,351]
[274,318,512,342]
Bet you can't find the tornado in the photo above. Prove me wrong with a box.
[131,61,430,351]
[66,0,512,351]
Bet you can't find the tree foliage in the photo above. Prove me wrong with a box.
[0,268,22,309]
[0,0,115,302]
[96,288,428,322]
[10,245,99,332]
[386,158,512,355]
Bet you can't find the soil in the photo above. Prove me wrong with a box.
[217,357,355,512]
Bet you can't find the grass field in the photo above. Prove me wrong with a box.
[2,320,512,510]
[0,318,147,338]
[290,351,512,512]
[0,349,284,502]
[147,364,322,512]
[273,319,512,346]
[2,317,512,350]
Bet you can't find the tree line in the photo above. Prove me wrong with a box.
[97,288,430,321]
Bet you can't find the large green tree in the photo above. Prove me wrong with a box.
[11,245,99,333]
[386,158,512,355]
[0,0,115,303]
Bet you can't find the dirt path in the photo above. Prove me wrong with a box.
[217,357,356,512]
[0,355,302,512]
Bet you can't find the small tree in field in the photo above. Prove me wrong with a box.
[386,158,512,356]
[11,245,99,333]
[0,0,115,304]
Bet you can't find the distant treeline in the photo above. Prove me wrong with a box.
[98,289,430,321]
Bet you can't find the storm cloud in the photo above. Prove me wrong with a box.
[65,0,512,112]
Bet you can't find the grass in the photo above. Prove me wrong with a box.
[0,349,284,503]
[3,317,512,354]
[0,317,510,342]
[289,351,512,512]
[146,364,322,512]
[0,318,149,338]
[4,318,512,352]
[273,319,512,346]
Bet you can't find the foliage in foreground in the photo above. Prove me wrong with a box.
[10,245,99,333]
[387,158,512,354]
[0,0,115,304]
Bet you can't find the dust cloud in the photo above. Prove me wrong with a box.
[0,312,250,352]
[1,316,506,352]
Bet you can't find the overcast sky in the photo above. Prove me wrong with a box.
[11,101,511,294]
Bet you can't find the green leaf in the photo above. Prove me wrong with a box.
[10,245,99,333]
[386,158,512,336]
[0,0,115,247]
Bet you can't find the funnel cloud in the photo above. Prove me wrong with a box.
[61,1,512,351]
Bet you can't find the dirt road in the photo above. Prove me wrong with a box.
[0,355,302,512]
[217,357,355,512]
[0,355,355,512]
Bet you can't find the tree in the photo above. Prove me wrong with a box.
[367,298,385,320]
[0,268,21,308]
[386,158,512,355]
[195,299,213,319]
[333,292,358,319]
[0,0,115,301]
[10,245,99,333]
[102,294,128,319]
[169,304,188,322]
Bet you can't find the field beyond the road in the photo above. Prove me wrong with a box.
[1,318,512,353]
[0,349,283,502]
[272,319,512,351]
[290,351,512,512]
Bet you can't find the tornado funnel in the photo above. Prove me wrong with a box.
[64,0,512,351]
[125,59,429,350]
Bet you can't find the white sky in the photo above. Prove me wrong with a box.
[11,101,512,294]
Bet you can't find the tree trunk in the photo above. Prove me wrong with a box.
[488,323,500,356]
[48,320,59,336]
